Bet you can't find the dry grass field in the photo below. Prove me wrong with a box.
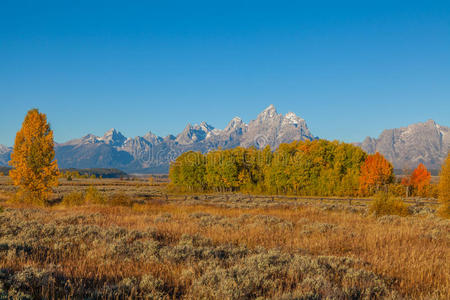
[0,176,448,299]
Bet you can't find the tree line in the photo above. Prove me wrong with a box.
[169,139,444,199]
[171,140,382,196]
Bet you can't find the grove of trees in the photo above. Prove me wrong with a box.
[170,140,396,196]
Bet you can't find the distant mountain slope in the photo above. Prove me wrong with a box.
[0,145,11,166]
[358,120,449,170]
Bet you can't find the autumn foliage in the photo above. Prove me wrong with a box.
[359,152,394,195]
[438,153,450,218]
[9,109,59,204]
[402,163,431,197]
[170,140,368,196]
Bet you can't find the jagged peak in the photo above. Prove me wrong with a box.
[424,119,437,126]
[284,112,305,125]
[143,131,158,138]
[142,131,163,144]
[104,128,118,134]
[102,128,126,138]
[99,128,126,146]
[225,116,247,132]
[198,121,215,132]
[78,134,101,144]
[182,121,215,133]
[264,104,276,111]
[259,104,278,118]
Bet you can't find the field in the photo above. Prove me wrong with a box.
[0,176,448,299]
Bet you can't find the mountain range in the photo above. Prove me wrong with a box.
[357,119,449,171]
[0,105,448,173]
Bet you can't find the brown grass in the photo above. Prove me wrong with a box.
[0,176,448,299]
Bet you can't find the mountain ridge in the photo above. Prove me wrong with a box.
[0,106,448,173]
[43,105,316,173]
[357,119,449,170]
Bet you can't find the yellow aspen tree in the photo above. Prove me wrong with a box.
[438,153,450,218]
[9,109,59,204]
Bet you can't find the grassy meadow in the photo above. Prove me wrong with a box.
[0,176,448,299]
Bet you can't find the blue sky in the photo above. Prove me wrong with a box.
[1,0,449,146]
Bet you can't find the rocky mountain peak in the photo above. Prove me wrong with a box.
[224,117,247,132]
[283,112,306,127]
[258,104,278,119]
[100,128,127,146]
[240,105,314,148]
[81,134,101,144]
[142,131,163,144]
[176,122,214,144]
[196,121,215,133]
[360,120,449,170]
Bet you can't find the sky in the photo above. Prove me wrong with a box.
[1,0,449,146]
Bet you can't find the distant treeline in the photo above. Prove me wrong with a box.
[1,166,128,178]
[60,168,128,179]
[170,140,372,196]
[0,166,11,175]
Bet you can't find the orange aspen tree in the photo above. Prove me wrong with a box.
[409,163,431,197]
[359,152,394,195]
[9,109,59,204]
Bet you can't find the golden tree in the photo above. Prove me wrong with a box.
[438,153,450,218]
[9,109,59,204]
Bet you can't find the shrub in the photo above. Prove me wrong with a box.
[109,192,133,207]
[369,192,410,217]
[84,186,105,205]
[61,191,85,207]
[389,183,407,198]
[139,274,167,298]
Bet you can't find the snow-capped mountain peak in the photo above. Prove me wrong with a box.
[224,117,247,132]
[82,134,101,144]
[99,128,127,146]
[284,112,304,125]
[259,104,278,119]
